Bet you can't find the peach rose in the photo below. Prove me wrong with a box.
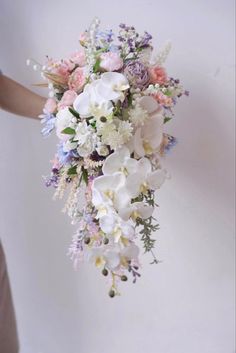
[68,67,86,92]
[148,66,168,85]
[99,52,123,72]
[58,90,78,110]
[152,92,172,107]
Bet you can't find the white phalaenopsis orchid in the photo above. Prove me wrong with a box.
[73,80,114,119]
[102,146,138,176]
[133,113,164,157]
[119,201,154,222]
[125,157,166,198]
[99,211,135,242]
[92,172,131,213]
[127,96,164,157]
[88,242,140,271]
[96,72,130,102]
[73,72,129,118]
[88,245,121,270]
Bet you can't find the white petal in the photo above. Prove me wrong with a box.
[120,221,135,239]
[135,202,154,219]
[125,158,139,175]
[105,251,120,270]
[121,243,140,261]
[73,91,91,118]
[142,114,164,149]
[147,169,166,190]
[138,157,152,175]
[102,146,130,175]
[93,173,126,193]
[99,214,116,234]
[95,82,121,101]
[101,72,129,91]
[139,96,159,114]
[114,186,131,210]
[134,128,145,157]
[126,173,144,198]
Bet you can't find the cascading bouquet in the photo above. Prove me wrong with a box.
[29,18,188,297]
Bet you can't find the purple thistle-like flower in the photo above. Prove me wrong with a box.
[124,60,150,89]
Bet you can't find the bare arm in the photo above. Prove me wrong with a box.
[0,74,46,119]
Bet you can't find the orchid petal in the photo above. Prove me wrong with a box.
[139,96,159,114]
[147,169,166,190]
[73,91,91,118]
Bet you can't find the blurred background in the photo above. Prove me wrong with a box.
[0,0,235,352]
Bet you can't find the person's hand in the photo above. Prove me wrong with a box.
[0,74,46,119]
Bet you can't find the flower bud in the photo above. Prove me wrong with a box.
[102,268,108,276]
[84,237,91,245]
[109,289,116,298]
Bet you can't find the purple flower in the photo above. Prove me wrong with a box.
[138,31,152,48]
[96,30,114,46]
[124,60,150,89]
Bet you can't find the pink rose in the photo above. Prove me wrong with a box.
[44,98,57,113]
[69,50,86,67]
[148,66,168,85]
[58,90,77,110]
[99,52,123,72]
[68,67,86,92]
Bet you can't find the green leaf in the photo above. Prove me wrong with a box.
[67,165,77,176]
[61,127,76,135]
[164,117,172,124]
[164,90,172,97]
[93,58,101,73]
[68,107,80,119]
[82,168,88,185]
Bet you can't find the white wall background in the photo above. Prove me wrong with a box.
[0,0,235,352]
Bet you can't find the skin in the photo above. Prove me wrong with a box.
[0,74,46,118]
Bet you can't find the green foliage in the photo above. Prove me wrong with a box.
[81,167,88,185]
[93,58,101,73]
[164,117,172,124]
[67,165,77,176]
[136,216,159,253]
[164,90,172,97]
[61,127,76,135]
[68,107,80,119]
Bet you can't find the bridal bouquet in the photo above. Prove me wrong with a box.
[29,18,187,297]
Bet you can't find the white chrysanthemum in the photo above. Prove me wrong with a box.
[97,121,116,140]
[97,120,132,150]
[117,120,133,143]
[103,130,124,150]
[128,104,149,127]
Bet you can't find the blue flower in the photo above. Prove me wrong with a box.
[164,135,177,153]
[57,143,79,165]
[40,110,56,137]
